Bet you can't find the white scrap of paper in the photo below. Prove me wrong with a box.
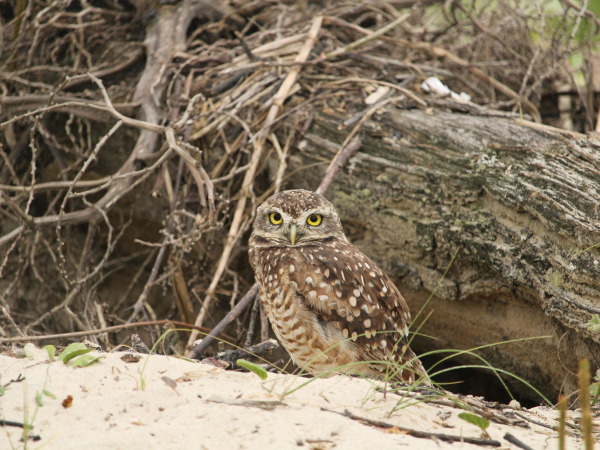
[421,77,471,103]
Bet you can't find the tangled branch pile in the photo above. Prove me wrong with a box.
[0,0,598,354]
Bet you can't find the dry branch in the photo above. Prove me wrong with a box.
[321,409,502,447]
[0,320,236,345]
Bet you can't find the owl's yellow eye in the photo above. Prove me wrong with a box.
[307,214,322,226]
[270,212,283,225]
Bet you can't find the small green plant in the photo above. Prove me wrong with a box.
[458,412,491,438]
[19,365,54,449]
[237,359,268,380]
[43,345,55,361]
[72,354,103,368]
[585,314,600,333]
[57,343,103,368]
[57,343,93,364]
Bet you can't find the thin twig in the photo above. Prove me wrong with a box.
[189,284,260,359]
[325,13,410,59]
[88,73,164,133]
[128,156,185,322]
[321,409,501,447]
[244,293,261,348]
[0,320,236,344]
[503,433,534,450]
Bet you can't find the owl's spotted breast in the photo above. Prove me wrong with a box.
[248,189,429,383]
[249,244,360,372]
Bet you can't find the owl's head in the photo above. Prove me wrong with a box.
[251,189,346,247]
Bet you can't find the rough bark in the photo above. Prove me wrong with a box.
[283,107,600,402]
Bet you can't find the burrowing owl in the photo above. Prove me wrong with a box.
[248,189,428,383]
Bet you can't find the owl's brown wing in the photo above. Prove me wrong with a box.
[287,239,428,383]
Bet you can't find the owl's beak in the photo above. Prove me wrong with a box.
[289,224,297,246]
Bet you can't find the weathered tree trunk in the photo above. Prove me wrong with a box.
[283,107,600,403]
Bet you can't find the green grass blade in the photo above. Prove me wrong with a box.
[458,412,490,430]
[237,359,268,380]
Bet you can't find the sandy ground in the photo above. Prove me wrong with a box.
[0,343,585,450]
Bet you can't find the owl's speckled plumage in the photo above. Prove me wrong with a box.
[248,189,428,383]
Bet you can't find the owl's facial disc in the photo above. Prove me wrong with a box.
[253,190,346,247]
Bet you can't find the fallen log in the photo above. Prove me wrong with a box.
[283,106,600,403]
